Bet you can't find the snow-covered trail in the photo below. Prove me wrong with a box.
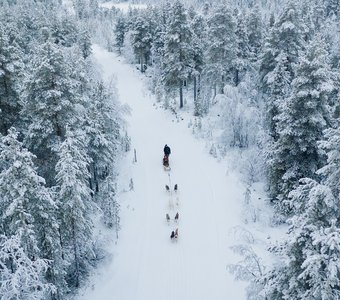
[79,45,246,300]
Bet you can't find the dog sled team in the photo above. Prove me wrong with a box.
[170,228,179,242]
[165,183,178,192]
[162,144,180,243]
[166,212,179,223]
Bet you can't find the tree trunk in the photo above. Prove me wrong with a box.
[58,228,64,260]
[179,82,183,108]
[88,165,93,194]
[93,164,99,193]
[235,69,239,86]
[194,74,201,116]
[72,221,79,288]
[140,55,144,73]
[220,75,225,94]
[193,76,197,104]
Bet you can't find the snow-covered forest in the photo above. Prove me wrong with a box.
[0,1,127,298]
[0,0,339,299]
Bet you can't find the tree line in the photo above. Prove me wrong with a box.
[0,0,126,299]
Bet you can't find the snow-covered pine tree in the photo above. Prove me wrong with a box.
[77,25,92,59]
[265,52,291,199]
[191,14,205,116]
[246,4,263,62]
[0,232,53,300]
[259,1,303,95]
[270,34,333,208]
[235,9,251,86]
[0,25,24,135]
[55,128,94,288]
[161,0,194,108]
[130,15,152,73]
[318,127,340,195]
[0,128,63,298]
[0,129,46,248]
[204,4,237,96]
[51,14,78,48]
[300,0,326,42]
[114,15,128,55]
[262,179,340,299]
[85,81,123,194]
[265,52,291,141]
[98,172,120,236]
[148,6,167,99]
[22,41,85,184]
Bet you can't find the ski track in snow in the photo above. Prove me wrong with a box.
[78,45,247,300]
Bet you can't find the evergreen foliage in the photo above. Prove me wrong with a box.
[161,0,194,108]
[55,129,94,288]
[269,35,334,207]
[0,1,125,296]
[130,15,152,72]
[204,4,237,95]
[0,26,24,135]
[0,0,339,297]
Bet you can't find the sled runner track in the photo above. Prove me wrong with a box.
[132,160,150,299]
[198,160,221,250]
[164,173,187,300]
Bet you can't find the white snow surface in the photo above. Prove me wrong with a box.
[78,45,248,300]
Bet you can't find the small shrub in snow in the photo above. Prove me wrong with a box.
[227,244,265,300]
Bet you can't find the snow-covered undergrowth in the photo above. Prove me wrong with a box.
[185,91,287,297]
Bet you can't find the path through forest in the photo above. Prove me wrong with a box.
[79,45,246,300]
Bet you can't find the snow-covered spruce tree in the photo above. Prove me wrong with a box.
[22,41,85,184]
[326,19,340,113]
[299,0,326,42]
[55,128,94,288]
[149,7,166,66]
[265,52,291,199]
[161,0,194,108]
[130,15,153,73]
[191,14,205,116]
[85,81,123,195]
[261,179,340,299]
[246,4,263,62]
[0,128,64,298]
[0,232,53,300]
[148,5,167,100]
[0,25,24,135]
[318,125,340,201]
[270,34,334,211]
[77,25,92,59]
[204,4,237,96]
[98,172,120,235]
[264,52,291,142]
[259,1,303,95]
[50,14,78,48]
[114,14,128,55]
[234,9,251,86]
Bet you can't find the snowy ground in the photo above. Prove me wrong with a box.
[77,45,250,300]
